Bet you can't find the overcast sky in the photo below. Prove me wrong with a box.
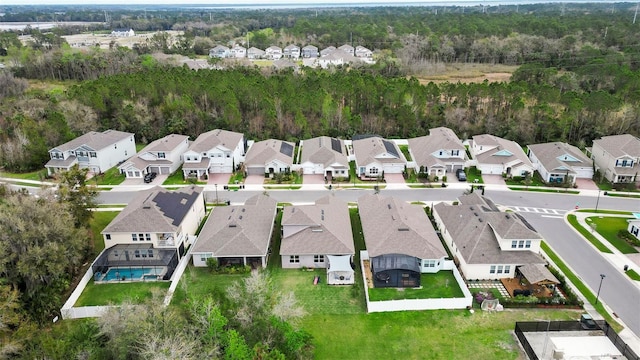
[2,0,590,6]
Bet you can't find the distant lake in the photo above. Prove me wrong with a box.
[0,22,103,31]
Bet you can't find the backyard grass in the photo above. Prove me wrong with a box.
[92,167,125,186]
[540,242,622,332]
[171,266,248,309]
[509,187,580,195]
[368,271,464,301]
[567,214,612,253]
[586,216,639,254]
[0,169,47,181]
[303,308,581,360]
[75,281,170,306]
[626,269,640,281]
[398,145,412,161]
[465,166,483,184]
[89,211,118,254]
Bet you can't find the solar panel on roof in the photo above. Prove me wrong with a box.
[280,142,294,157]
[382,140,400,158]
[331,138,342,153]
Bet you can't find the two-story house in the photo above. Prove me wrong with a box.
[591,134,640,184]
[231,44,247,58]
[280,195,355,284]
[353,136,406,178]
[119,134,189,179]
[527,142,593,185]
[320,46,336,56]
[45,130,135,176]
[283,44,301,59]
[209,45,231,59]
[192,194,277,269]
[359,194,448,288]
[247,47,265,60]
[299,136,349,179]
[244,139,295,176]
[338,44,355,55]
[265,46,283,60]
[433,192,553,281]
[182,129,245,180]
[471,134,534,177]
[407,127,466,177]
[301,45,319,58]
[355,45,373,59]
[97,186,205,281]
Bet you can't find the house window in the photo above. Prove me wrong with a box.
[90,152,97,158]
[370,167,379,175]
[134,250,140,258]
[158,152,166,159]
[105,234,111,240]
[511,241,517,249]
[139,234,145,242]
[226,152,231,158]
[504,265,511,274]
[289,255,300,263]
[525,240,531,249]
[489,265,496,274]
[439,151,443,156]
[314,255,325,263]
[148,250,154,258]
[497,265,504,274]
[145,233,151,241]
[423,259,436,268]
[132,234,138,241]
[518,240,524,249]
[452,150,459,156]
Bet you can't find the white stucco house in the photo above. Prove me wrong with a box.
[471,134,534,176]
[353,136,406,178]
[590,134,639,184]
[338,44,355,55]
[527,142,593,186]
[280,195,355,285]
[433,193,552,281]
[355,45,373,59]
[299,136,349,178]
[231,44,247,58]
[181,129,245,179]
[111,28,134,37]
[283,44,300,59]
[244,139,295,176]
[265,46,283,60]
[628,213,640,240]
[191,194,277,269]
[45,130,135,176]
[247,47,265,60]
[407,127,466,177]
[119,134,189,179]
[209,45,231,58]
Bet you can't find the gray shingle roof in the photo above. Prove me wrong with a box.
[187,129,243,154]
[50,130,132,152]
[527,142,591,173]
[472,134,533,168]
[192,194,277,257]
[300,136,349,168]
[519,264,559,284]
[142,134,189,152]
[353,137,405,166]
[433,194,545,265]
[102,186,203,234]
[408,127,465,169]
[358,194,447,259]
[244,139,295,167]
[280,195,354,256]
[593,134,640,159]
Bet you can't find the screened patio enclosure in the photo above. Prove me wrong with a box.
[92,244,178,282]
[371,253,421,288]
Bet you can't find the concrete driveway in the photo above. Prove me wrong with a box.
[121,174,168,186]
[304,174,326,184]
[482,174,506,185]
[575,178,598,190]
[244,175,265,185]
[384,173,405,184]
[207,173,231,185]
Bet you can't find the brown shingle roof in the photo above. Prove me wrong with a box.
[527,142,591,173]
[300,136,348,168]
[188,129,243,154]
[353,137,405,166]
[408,127,465,169]
[593,134,640,159]
[244,139,295,167]
[472,134,533,167]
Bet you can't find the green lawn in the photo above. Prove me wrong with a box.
[163,167,206,185]
[509,187,580,194]
[75,281,170,306]
[264,171,303,185]
[587,217,638,254]
[504,173,545,187]
[606,192,640,199]
[398,145,412,161]
[576,209,632,215]
[465,166,483,184]
[0,169,47,181]
[171,266,248,309]
[92,167,125,186]
[228,172,245,184]
[368,271,464,301]
[541,242,622,332]
[89,211,119,254]
[626,269,640,281]
[567,214,612,253]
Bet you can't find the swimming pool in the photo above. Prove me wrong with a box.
[102,267,164,281]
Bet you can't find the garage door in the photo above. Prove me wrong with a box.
[149,166,160,174]
[482,165,503,175]
[160,167,170,175]
[210,165,233,174]
[383,164,404,174]
[247,167,265,176]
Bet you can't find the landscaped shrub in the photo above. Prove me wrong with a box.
[502,295,539,306]
[618,230,640,247]
[474,291,495,305]
[547,266,583,307]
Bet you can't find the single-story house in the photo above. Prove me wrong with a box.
[244,139,295,176]
[358,194,448,288]
[96,186,205,280]
[191,194,277,268]
[46,130,135,176]
[432,192,551,281]
[407,127,466,177]
[182,129,244,179]
[299,136,349,178]
[527,142,593,186]
[111,28,134,37]
[590,134,639,184]
[353,136,406,178]
[280,195,355,284]
[628,213,640,240]
[471,134,534,176]
[119,134,189,179]
[317,49,361,69]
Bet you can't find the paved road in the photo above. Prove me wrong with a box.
[96,186,640,336]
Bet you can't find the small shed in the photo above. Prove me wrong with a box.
[371,254,420,288]
[518,264,560,286]
[326,255,354,285]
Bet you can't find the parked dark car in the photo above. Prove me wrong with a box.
[144,172,157,183]
[456,168,467,181]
